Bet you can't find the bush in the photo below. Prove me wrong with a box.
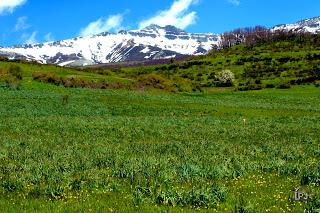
[236,79,266,91]
[8,65,22,80]
[0,65,23,89]
[265,83,275,88]
[4,79,21,89]
[137,73,174,91]
[215,70,235,87]
[276,82,291,89]
[137,73,166,88]
[0,56,9,62]
[33,72,127,90]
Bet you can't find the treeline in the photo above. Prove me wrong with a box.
[32,72,127,90]
[32,72,202,92]
[220,26,320,49]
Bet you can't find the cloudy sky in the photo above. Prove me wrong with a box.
[0,0,319,46]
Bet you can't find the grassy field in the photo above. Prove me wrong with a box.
[0,34,319,211]
[0,70,319,212]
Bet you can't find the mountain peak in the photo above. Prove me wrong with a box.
[143,24,161,30]
[143,24,186,34]
[296,16,320,27]
[163,25,186,34]
[272,16,320,33]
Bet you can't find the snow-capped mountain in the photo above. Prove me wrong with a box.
[1,17,319,67]
[272,16,320,33]
[0,25,220,67]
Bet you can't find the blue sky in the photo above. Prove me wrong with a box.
[0,0,319,46]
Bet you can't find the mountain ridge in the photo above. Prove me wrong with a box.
[0,25,219,67]
[0,16,319,67]
[272,16,320,33]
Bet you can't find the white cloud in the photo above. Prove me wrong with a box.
[139,0,198,30]
[44,32,54,42]
[14,16,30,31]
[0,0,26,15]
[227,0,240,6]
[21,31,38,44]
[80,14,124,36]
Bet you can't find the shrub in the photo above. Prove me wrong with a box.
[0,65,23,89]
[236,79,266,91]
[265,83,275,88]
[137,73,174,91]
[32,72,126,90]
[32,72,47,80]
[4,78,21,89]
[137,73,167,89]
[8,65,22,80]
[32,72,61,85]
[216,70,235,87]
[276,82,291,89]
[0,56,9,62]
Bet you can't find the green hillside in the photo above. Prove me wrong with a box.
[0,34,320,212]
[2,33,319,93]
[78,33,320,92]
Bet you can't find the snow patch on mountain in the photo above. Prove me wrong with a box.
[272,16,320,33]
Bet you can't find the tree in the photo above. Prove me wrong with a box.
[216,70,235,86]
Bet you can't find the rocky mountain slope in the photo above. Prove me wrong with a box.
[272,16,320,33]
[0,25,220,67]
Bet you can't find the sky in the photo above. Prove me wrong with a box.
[0,0,319,46]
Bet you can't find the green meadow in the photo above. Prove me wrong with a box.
[0,33,320,212]
[0,71,319,211]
